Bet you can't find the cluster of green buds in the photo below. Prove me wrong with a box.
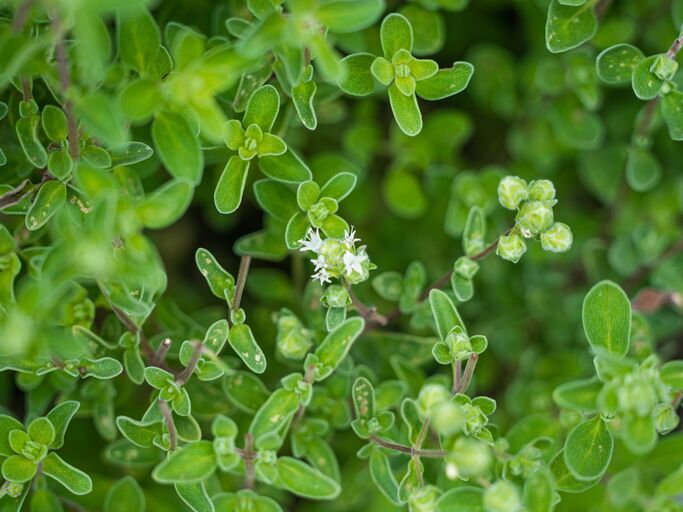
[496,176,572,263]
[299,227,375,285]
[597,355,680,453]
[432,325,487,365]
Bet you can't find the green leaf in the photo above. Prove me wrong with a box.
[622,414,657,454]
[524,469,555,512]
[25,181,66,232]
[429,289,466,340]
[175,482,214,512]
[254,180,298,220]
[117,7,160,74]
[625,147,661,192]
[368,449,401,505]
[116,416,161,448]
[380,13,413,59]
[388,84,422,136]
[136,178,195,229]
[27,417,54,446]
[545,0,597,54]
[195,248,236,303]
[582,280,631,357]
[1,455,37,483]
[415,62,474,101]
[276,457,341,499]
[234,230,288,262]
[436,486,484,512]
[292,74,317,130]
[339,53,375,96]
[285,212,311,249]
[399,5,445,56]
[249,388,299,440]
[152,111,204,184]
[661,360,683,389]
[596,44,644,84]
[109,142,154,167]
[228,323,267,374]
[44,401,78,450]
[244,85,280,132]
[550,449,600,493]
[15,115,47,168]
[42,452,92,495]
[258,148,312,183]
[313,317,365,381]
[30,488,64,512]
[564,415,613,480]
[631,55,665,100]
[317,0,385,33]
[553,377,602,412]
[120,78,161,121]
[104,476,145,512]
[0,415,24,456]
[41,105,68,142]
[297,181,320,211]
[214,155,251,214]
[152,441,217,483]
[661,90,683,140]
[223,371,270,414]
[74,91,127,145]
[320,173,356,202]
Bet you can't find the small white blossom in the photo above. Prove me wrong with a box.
[311,254,327,271]
[343,226,360,247]
[312,268,331,285]
[299,228,323,253]
[343,251,367,275]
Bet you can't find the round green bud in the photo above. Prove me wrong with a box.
[6,482,24,498]
[516,200,554,235]
[540,222,573,253]
[307,201,330,227]
[528,179,556,201]
[483,480,522,512]
[496,232,527,263]
[319,238,346,265]
[650,54,679,81]
[654,403,679,434]
[446,437,492,478]
[408,485,440,512]
[497,176,528,210]
[445,326,473,361]
[230,307,246,325]
[417,383,450,418]
[432,401,464,436]
[454,257,479,280]
[322,285,350,308]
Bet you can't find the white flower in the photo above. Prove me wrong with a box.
[311,254,327,271]
[312,268,331,285]
[343,226,360,247]
[343,251,366,275]
[299,228,323,253]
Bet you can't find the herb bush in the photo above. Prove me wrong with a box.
[1,0,683,510]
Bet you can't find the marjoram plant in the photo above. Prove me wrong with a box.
[1,0,683,511]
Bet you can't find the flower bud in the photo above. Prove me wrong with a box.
[497,176,528,210]
[445,438,492,479]
[276,311,313,360]
[417,383,450,418]
[445,326,473,361]
[516,200,554,235]
[496,232,527,263]
[540,222,573,253]
[650,54,679,81]
[432,401,464,436]
[654,403,679,434]
[409,485,440,512]
[322,285,350,308]
[454,256,479,280]
[483,481,521,512]
[528,179,556,201]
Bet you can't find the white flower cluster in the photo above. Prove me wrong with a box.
[299,227,373,285]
